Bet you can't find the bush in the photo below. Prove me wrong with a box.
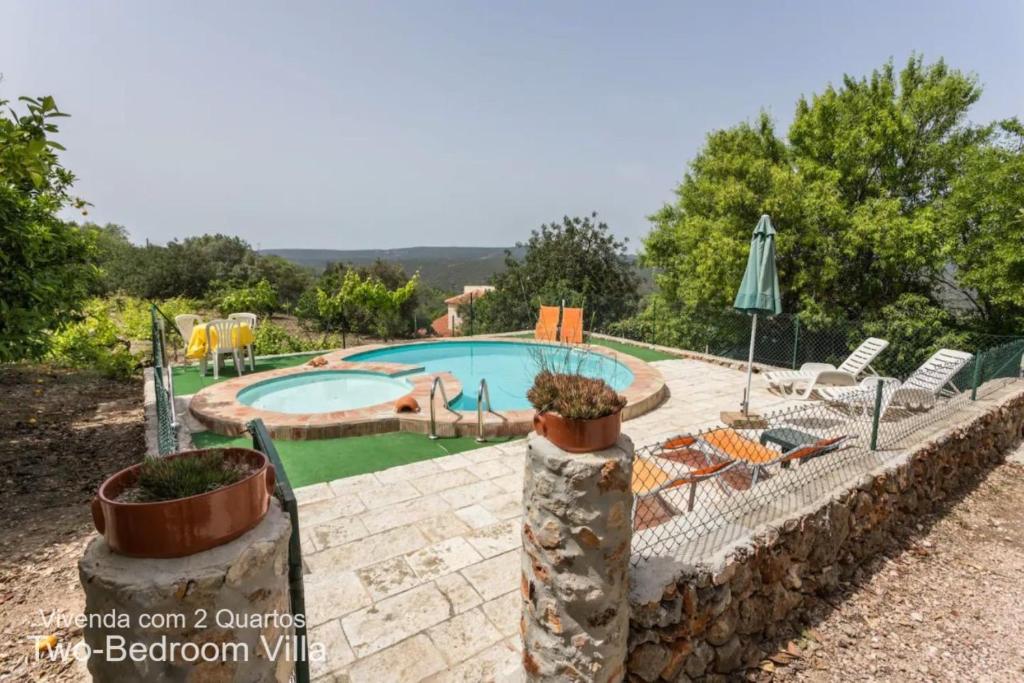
[216,279,278,318]
[252,321,341,355]
[527,371,626,420]
[860,294,971,376]
[47,300,140,379]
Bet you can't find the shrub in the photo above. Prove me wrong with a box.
[216,279,278,318]
[527,371,626,420]
[130,450,247,502]
[47,300,140,379]
[252,321,342,355]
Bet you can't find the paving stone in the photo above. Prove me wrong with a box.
[307,515,370,551]
[357,556,423,600]
[454,504,500,529]
[480,590,520,637]
[360,494,452,534]
[478,492,522,520]
[373,458,442,485]
[412,468,482,495]
[426,608,504,666]
[342,583,451,657]
[407,537,484,581]
[356,480,420,510]
[465,519,521,558]
[423,638,522,683]
[462,446,506,464]
[470,459,516,480]
[416,512,473,543]
[461,549,519,601]
[347,634,446,683]
[306,524,429,573]
[327,472,380,498]
[294,482,334,506]
[434,572,483,614]
[440,480,505,508]
[307,620,355,680]
[491,473,523,494]
[304,569,372,625]
[299,495,366,526]
[436,453,474,471]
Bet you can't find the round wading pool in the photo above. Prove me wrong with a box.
[237,371,412,414]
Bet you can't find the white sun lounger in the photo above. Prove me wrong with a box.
[818,348,974,416]
[763,337,889,399]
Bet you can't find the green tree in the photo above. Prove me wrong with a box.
[643,55,1016,341]
[0,94,97,361]
[473,213,640,333]
[314,270,419,346]
[216,279,279,318]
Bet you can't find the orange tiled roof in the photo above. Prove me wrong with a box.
[444,289,491,305]
[431,314,452,337]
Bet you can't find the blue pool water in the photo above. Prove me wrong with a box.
[347,341,633,411]
[238,371,412,413]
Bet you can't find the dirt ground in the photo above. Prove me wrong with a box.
[755,451,1024,683]
[0,365,144,682]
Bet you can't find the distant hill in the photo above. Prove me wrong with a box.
[261,246,523,292]
[261,245,652,294]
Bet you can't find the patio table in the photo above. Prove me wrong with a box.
[185,324,253,360]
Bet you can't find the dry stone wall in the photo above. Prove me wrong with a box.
[627,389,1024,682]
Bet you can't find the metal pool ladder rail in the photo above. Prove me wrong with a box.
[475,378,508,443]
[429,376,462,439]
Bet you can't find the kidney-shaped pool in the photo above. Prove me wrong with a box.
[345,340,634,411]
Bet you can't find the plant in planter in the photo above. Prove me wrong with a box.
[91,448,275,558]
[528,370,627,453]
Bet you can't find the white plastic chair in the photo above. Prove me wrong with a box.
[819,348,974,417]
[174,314,202,353]
[201,319,245,379]
[764,337,890,399]
[227,313,257,371]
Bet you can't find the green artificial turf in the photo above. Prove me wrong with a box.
[172,353,322,395]
[191,430,518,488]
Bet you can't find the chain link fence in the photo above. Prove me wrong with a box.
[630,334,1024,564]
[151,305,178,455]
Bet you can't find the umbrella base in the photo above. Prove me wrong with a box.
[720,410,768,430]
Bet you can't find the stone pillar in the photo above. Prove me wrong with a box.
[79,501,293,682]
[521,432,634,682]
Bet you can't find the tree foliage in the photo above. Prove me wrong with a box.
[643,55,1021,339]
[313,269,419,344]
[0,94,97,361]
[473,213,640,332]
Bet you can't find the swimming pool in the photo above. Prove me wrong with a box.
[238,371,412,414]
[346,340,634,411]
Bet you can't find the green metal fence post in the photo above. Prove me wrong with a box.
[791,317,800,369]
[970,351,985,401]
[248,419,310,683]
[869,379,884,451]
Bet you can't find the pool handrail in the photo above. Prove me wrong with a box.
[428,376,462,439]
[475,378,508,443]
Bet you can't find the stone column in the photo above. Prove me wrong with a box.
[521,432,634,682]
[79,501,293,682]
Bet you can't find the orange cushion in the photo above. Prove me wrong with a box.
[702,428,779,465]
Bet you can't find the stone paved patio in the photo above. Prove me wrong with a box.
[296,358,800,682]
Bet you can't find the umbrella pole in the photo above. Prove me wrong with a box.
[743,313,758,415]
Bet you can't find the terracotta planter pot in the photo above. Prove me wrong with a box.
[532,409,622,453]
[91,447,275,558]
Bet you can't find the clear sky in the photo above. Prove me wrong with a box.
[2,1,1022,250]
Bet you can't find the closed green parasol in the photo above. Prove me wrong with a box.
[734,214,782,415]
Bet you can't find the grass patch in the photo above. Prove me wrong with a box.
[172,353,322,395]
[191,430,519,488]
